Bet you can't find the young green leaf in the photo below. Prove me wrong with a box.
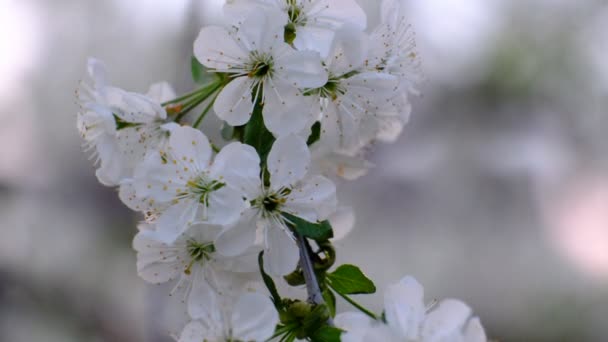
[322,288,336,317]
[243,100,275,163]
[310,326,343,342]
[258,252,283,309]
[283,213,334,241]
[327,264,376,295]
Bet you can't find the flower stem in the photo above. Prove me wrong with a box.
[295,232,334,326]
[333,289,378,320]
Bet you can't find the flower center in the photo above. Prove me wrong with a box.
[186,174,225,205]
[184,239,215,275]
[247,52,274,79]
[256,187,292,216]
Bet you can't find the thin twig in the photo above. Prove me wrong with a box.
[295,233,334,326]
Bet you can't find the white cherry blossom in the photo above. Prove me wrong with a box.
[214,134,337,275]
[193,8,327,136]
[308,27,403,151]
[78,58,177,186]
[335,276,487,342]
[368,0,423,94]
[133,223,258,310]
[224,0,367,58]
[178,292,278,342]
[128,126,260,243]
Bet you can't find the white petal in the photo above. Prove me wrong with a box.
[464,317,487,342]
[86,57,107,89]
[334,312,374,342]
[133,231,183,283]
[293,25,336,60]
[421,299,473,342]
[114,91,166,122]
[283,175,337,222]
[329,206,355,241]
[187,271,221,321]
[263,222,299,276]
[168,126,212,172]
[231,293,279,341]
[384,276,426,340]
[204,186,248,226]
[275,50,327,88]
[210,142,261,200]
[118,180,149,212]
[194,26,248,70]
[177,321,206,342]
[132,152,183,202]
[215,210,258,257]
[236,8,287,52]
[214,76,256,126]
[325,25,369,76]
[308,0,367,31]
[154,199,199,243]
[147,81,176,103]
[262,82,317,137]
[267,134,311,189]
[94,135,127,186]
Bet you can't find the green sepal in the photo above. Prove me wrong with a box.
[322,287,336,317]
[258,252,283,310]
[283,213,333,241]
[191,56,223,85]
[307,121,321,146]
[243,98,275,163]
[113,114,139,130]
[220,122,234,141]
[326,264,376,295]
[310,326,343,342]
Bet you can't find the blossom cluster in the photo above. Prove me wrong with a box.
[76,0,487,341]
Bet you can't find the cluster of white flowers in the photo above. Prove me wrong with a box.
[77,0,487,341]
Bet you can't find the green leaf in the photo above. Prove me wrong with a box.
[322,288,336,317]
[310,326,343,342]
[306,121,321,146]
[258,252,283,309]
[327,264,376,295]
[283,213,333,241]
[191,56,221,85]
[243,99,275,163]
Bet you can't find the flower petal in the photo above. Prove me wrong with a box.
[283,175,337,222]
[262,81,317,137]
[263,222,299,276]
[384,276,426,340]
[147,81,176,103]
[168,126,212,172]
[267,134,311,189]
[215,210,258,257]
[275,50,327,88]
[334,312,375,342]
[194,26,248,70]
[133,231,183,283]
[154,199,199,243]
[231,293,279,341]
[204,186,248,226]
[464,317,487,342]
[214,76,256,126]
[421,299,472,342]
[210,142,261,200]
[235,8,287,52]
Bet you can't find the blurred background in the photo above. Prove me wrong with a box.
[1,0,607,340]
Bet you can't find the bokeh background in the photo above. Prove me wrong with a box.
[1,0,607,341]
